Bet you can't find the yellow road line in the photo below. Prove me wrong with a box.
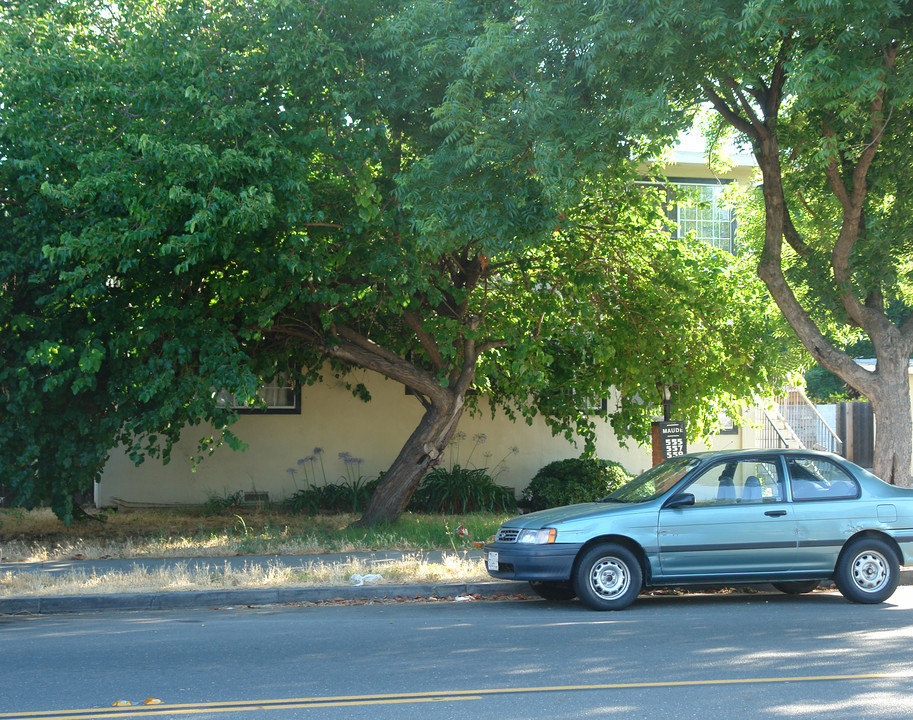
[0,696,480,720]
[2,673,910,719]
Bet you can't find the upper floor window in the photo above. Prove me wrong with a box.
[673,182,736,254]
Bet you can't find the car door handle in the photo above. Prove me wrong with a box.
[764,510,787,517]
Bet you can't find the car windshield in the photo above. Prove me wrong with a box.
[601,456,701,504]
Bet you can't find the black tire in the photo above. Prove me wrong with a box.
[834,537,899,604]
[528,581,577,602]
[572,543,642,611]
[772,580,821,595]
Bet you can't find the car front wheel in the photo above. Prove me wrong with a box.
[834,537,899,604]
[573,543,642,611]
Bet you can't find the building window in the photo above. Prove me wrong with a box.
[215,375,301,414]
[672,182,736,254]
[717,413,739,435]
[554,388,607,416]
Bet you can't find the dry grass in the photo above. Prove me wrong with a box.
[0,508,504,598]
[0,553,490,598]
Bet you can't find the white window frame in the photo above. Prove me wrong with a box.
[215,374,301,414]
[671,181,737,254]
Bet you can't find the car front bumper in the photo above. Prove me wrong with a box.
[483,542,584,582]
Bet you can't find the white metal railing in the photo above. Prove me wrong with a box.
[760,408,791,449]
[776,387,843,455]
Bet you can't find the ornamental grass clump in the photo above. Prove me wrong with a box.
[282,449,381,514]
[407,433,519,514]
[408,465,517,514]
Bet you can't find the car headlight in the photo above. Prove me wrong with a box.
[517,528,557,544]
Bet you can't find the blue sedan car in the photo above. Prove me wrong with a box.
[484,449,913,610]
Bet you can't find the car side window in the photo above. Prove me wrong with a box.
[787,457,860,501]
[682,460,783,507]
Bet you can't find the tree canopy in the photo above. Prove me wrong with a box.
[582,0,913,483]
[1,0,796,523]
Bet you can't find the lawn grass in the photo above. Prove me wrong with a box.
[0,507,509,562]
[0,507,511,598]
[0,508,783,602]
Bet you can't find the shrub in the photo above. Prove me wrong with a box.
[283,477,382,515]
[202,490,247,515]
[340,476,382,513]
[409,465,518,514]
[522,458,631,512]
[282,487,320,515]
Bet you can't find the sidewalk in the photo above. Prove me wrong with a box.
[0,550,532,615]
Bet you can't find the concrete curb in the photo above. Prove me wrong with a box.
[3,565,911,616]
[0,581,533,615]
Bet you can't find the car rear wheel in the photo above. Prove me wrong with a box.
[772,580,821,595]
[573,543,642,611]
[528,581,577,602]
[834,537,899,604]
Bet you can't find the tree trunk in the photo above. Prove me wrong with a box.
[354,392,465,526]
[700,43,913,486]
[866,357,913,485]
[749,112,913,486]
[274,316,488,526]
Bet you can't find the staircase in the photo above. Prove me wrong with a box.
[760,407,801,449]
[758,387,843,455]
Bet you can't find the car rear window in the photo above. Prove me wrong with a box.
[787,457,860,501]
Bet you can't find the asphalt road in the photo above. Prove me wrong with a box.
[4,586,913,719]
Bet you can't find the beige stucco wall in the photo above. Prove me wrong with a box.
[97,369,742,507]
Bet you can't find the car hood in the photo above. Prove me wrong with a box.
[505,501,641,528]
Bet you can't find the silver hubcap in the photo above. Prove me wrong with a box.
[851,551,889,593]
[589,557,630,599]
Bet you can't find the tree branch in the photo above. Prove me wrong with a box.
[403,309,447,373]
[829,43,898,330]
[268,321,450,404]
[477,339,509,354]
[701,81,756,138]
[899,311,913,355]
[301,222,344,229]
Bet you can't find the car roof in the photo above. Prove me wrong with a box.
[681,448,844,462]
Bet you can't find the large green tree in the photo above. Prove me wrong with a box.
[576,0,913,483]
[1,0,794,524]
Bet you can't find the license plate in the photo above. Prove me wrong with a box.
[487,551,499,571]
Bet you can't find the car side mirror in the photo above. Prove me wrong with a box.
[664,493,695,509]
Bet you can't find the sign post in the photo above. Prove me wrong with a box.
[651,421,687,465]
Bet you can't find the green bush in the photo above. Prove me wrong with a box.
[283,477,382,515]
[202,490,247,515]
[409,465,518,514]
[522,458,631,511]
[282,487,321,515]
